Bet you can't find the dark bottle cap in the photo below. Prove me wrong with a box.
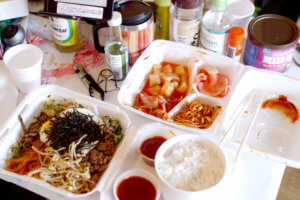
[2,24,25,46]
[171,0,203,9]
[114,0,152,26]
[248,14,299,50]
[2,25,18,39]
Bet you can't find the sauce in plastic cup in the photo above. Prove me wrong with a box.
[3,44,43,93]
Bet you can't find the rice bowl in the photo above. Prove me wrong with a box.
[155,134,227,199]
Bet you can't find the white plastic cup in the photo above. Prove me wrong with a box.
[3,44,43,93]
[113,169,161,200]
[227,0,255,37]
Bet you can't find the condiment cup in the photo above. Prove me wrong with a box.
[3,44,43,93]
[136,123,175,166]
[113,169,161,200]
[155,134,228,200]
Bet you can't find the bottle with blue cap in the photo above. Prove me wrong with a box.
[200,0,232,55]
[105,11,129,81]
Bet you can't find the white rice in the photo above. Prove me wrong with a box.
[157,139,225,191]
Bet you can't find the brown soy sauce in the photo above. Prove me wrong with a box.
[117,176,156,200]
[140,136,166,160]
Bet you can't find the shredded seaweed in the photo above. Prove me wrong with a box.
[47,109,104,153]
[47,110,123,154]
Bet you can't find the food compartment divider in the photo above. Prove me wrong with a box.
[0,85,132,199]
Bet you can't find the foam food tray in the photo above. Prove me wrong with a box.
[0,85,131,200]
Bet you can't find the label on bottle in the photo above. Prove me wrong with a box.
[57,2,104,19]
[200,24,228,54]
[55,0,107,7]
[169,16,200,46]
[105,53,128,80]
[227,45,241,61]
[227,45,236,58]
[50,17,79,46]
[244,37,295,71]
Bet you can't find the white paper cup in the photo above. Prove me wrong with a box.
[228,0,255,36]
[3,44,43,93]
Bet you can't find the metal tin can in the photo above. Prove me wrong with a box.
[244,14,299,72]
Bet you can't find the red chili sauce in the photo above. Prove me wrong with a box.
[116,176,157,200]
[262,95,299,123]
[140,136,167,159]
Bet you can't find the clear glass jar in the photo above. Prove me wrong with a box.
[169,0,204,46]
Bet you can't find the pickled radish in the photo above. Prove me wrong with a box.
[133,62,188,119]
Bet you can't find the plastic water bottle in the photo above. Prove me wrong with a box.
[200,0,232,54]
[105,11,129,81]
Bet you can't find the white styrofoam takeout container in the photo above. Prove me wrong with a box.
[118,40,245,141]
[0,85,132,200]
[118,39,300,169]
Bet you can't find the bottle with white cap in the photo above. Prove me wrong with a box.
[105,11,129,81]
[200,0,232,55]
